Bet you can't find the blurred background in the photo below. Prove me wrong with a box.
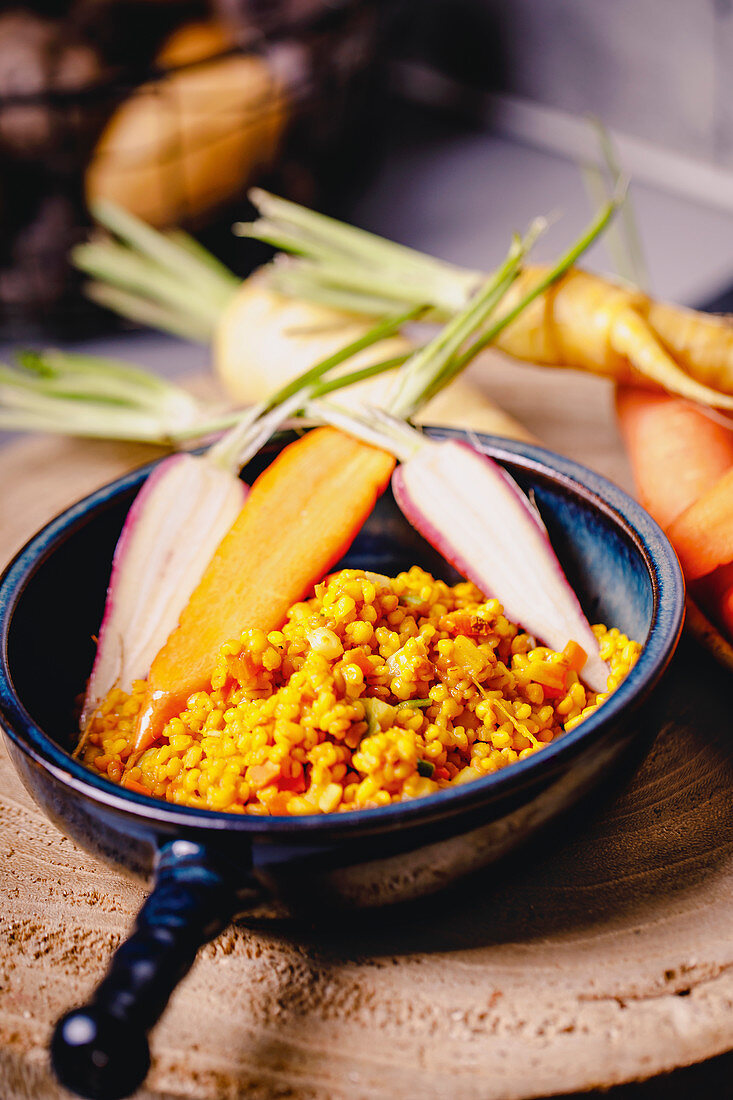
[2,0,733,347]
[0,0,388,337]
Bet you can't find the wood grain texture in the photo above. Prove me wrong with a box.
[2,357,732,1100]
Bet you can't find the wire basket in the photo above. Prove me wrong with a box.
[0,0,387,339]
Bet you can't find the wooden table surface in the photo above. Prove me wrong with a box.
[2,357,733,1100]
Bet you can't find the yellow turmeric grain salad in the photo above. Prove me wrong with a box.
[79,566,641,815]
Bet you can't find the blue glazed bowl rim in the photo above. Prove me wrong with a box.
[0,427,685,839]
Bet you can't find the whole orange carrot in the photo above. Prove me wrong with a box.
[616,384,733,642]
[133,427,395,752]
[615,386,733,529]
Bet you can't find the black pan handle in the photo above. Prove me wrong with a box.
[51,838,251,1100]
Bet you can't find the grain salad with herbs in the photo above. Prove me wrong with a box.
[78,566,641,815]
[70,190,643,812]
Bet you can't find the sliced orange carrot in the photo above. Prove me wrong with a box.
[263,790,296,815]
[133,428,395,752]
[278,773,307,793]
[667,467,733,580]
[246,761,282,790]
[122,777,151,795]
[526,661,567,693]
[615,386,733,529]
[561,639,587,672]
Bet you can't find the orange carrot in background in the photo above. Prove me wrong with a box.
[133,428,395,752]
[616,383,733,646]
[615,386,733,529]
[667,468,733,580]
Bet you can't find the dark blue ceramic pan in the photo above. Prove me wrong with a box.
[0,428,684,1100]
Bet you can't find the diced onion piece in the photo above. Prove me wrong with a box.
[392,439,609,692]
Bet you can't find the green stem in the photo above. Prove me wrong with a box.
[267,305,422,409]
[243,189,480,313]
[245,184,626,367]
[313,193,623,452]
[388,218,546,419]
[0,296,417,450]
[90,199,239,307]
[0,345,206,442]
[72,200,240,338]
[451,190,623,374]
[18,349,191,407]
[52,187,621,462]
[0,394,177,442]
[269,262,419,318]
[170,353,412,446]
[208,305,424,472]
[247,189,479,288]
[73,240,222,333]
[164,228,242,285]
[84,282,212,343]
[583,118,649,292]
[242,218,349,263]
[312,354,408,397]
[17,351,200,431]
[581,163,634,286]
[289,258,455,314]
[310,399,422,462]
[592,119,649,291]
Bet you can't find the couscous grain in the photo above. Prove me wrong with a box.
[79,567,641,814]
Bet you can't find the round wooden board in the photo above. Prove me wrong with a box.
[2,358,733,1100]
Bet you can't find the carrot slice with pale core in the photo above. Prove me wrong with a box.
[133,428,395,752]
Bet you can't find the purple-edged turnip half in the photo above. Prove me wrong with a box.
[81,453,246,728]
[392,438,609,692]
[317,402,610,694]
